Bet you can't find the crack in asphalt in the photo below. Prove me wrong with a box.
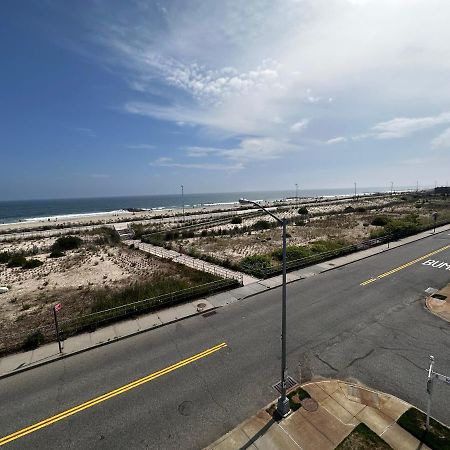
[315,354,338,372]
[344,348,375,369]
[395,353,426,372]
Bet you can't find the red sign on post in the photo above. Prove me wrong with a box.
[54,303,62,312]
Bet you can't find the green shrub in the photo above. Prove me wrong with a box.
[252,220,272,231]
[231,216,242,224]
[309,240,345,254]
[181,230,195,239]
[23,330,45,350]
[92,227,120,245]
[7,255,27,268]
[200,229,208,237]
[356,207,366,212]
[371,216,389,226]
[240,254,273,272]
[294,219,306,226]
[22,259,43,269]
[385,217,419,235]
[272,246,312,262]
[49,250,65,258]
[297,206,308,215]
[0,252,10,264]
[52,235,82,252]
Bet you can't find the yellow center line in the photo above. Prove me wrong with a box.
[0,342,227,447]
[360,244,450,286]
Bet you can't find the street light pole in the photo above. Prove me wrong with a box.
[295,183,298,202]
[181,185,185,223]
[239,198,290,417]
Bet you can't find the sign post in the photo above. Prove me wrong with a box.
[53,303,62,353]
[432,212,438,233]
[425,355,450,430]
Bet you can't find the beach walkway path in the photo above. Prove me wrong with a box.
[125,239,258,286]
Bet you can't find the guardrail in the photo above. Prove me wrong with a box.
[0,278,238,356]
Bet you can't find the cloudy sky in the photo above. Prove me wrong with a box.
[1,0,450,200]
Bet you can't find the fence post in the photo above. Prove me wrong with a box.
[53,305,62,353]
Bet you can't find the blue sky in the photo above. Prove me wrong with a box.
[1,0,450,200]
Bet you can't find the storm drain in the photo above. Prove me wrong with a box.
[202,310,217,318]
[425,287,438,295]
[272,376,297,394]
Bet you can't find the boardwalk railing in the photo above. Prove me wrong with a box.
[135,241,244,285]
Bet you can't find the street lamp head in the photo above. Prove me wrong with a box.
[239,198,252,205]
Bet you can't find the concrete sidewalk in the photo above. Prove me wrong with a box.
[206,380,431,450]
[1,223,449,379]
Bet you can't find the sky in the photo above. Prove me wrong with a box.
[1,0,450,200]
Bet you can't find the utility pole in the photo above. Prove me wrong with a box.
[354,182,357,199]
[390,181,394,196]
[181,185,185,222]
[295,183,298,202]
[416,180,419,192]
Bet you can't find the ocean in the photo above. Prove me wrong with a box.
[0,187,403,224]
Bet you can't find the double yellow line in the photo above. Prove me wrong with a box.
[360,244,450,286]
[0,342,227,446]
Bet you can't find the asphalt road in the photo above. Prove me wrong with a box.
[1,231,450,449]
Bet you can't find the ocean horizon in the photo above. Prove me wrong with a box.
[0,187,418,224]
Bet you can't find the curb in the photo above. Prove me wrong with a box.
[425,295,450,324]
[0,305,219,381]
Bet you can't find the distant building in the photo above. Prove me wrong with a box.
[435,186,450,196]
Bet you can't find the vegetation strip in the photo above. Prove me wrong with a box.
[397,407,450,450]
[0,343,227,446]
[335,423,392,450]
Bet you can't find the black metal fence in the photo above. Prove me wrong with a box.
[0,278,238,356]
[241,218,450,279]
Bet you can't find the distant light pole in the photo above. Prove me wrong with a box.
[390,181,394,196]
[239,198,290,417]
[295,183,299,202]
[181,185,185,222]
[354,182,357,199]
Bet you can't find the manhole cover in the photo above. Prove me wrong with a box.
[301,398,318,412]
[197,302,207,311]
[178,401,193,416]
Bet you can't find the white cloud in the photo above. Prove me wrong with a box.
[75,127,96,138]
[371,112,450,139]
[290,119,310,133]
[431,127,450,148]
[90,173,110,179]
[326,137,347,145]
[126,144,156,149]
[67,0,450,181]
[151,159,243,171]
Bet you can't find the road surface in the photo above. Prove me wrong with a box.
[1,231,449,449]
